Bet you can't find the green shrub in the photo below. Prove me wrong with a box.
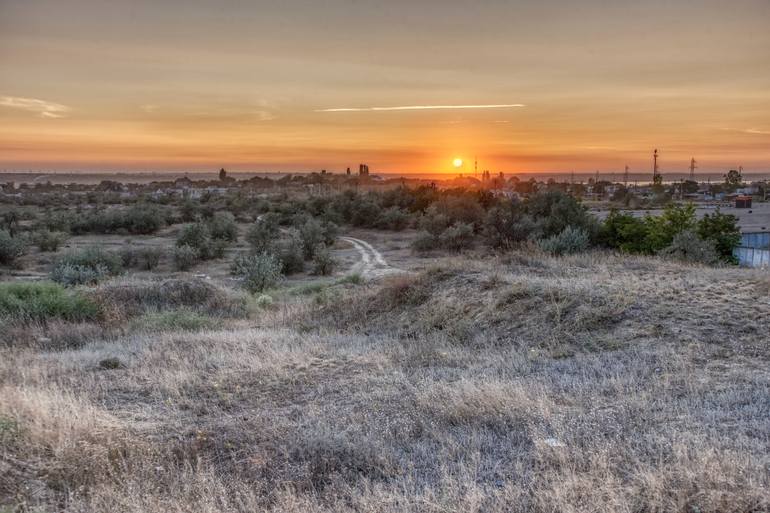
[279,229,305,274]
[643,203,696,252]
[119,244,138,268]
[697,208,741,263]
[311,244,336,275]
[51,263,109,286]
[173,244,198,271]
[538,226,590,255]
[0,230,27,266]
[70,205,165,235]
[56,247,122,274]
[337,273,362,285]
[51,247,122,285]
[207,211,238,242]
[246,215,279,253]
[255,294,274,308]
[525,191,597,239]
[299,218,325,259]
[601,204,700,256]
[126,205,166,234]
[483,205,537,248]
[419,209,451,236]
[176,222,210,250]
[122,245,164,270]
[136,247,163,270]
[179,199,201,222]
[1,210,22,236]
[230,252,283,293]
[320,220,339,245]
[430,195,485,227]
[176,222,229,260]
[99,357,125,370]
[40,210,75,233]
[376,206,410,230]
[32,229,68,252]
[660,230,720,265]
[599,210,650,253]
[412,231,440,252]
[438,222,475,251]
[0,281,100,323]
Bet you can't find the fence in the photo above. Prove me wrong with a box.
[734,232,770,268]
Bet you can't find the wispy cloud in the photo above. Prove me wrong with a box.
[252,110,276,121]
[743,128,770,135]
[718,126,770,135]
[0,95,71,118]
[315,104,525,112]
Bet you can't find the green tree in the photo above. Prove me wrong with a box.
[724,169,742,191]
[643,203,696,252]
[599,210,650,253]
[246,214,279,253]
[682,180,699,194]
[1,210,21,237]
[697,208,741,263]
[230,252,282,293]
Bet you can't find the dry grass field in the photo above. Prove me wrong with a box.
[2,246,768,513]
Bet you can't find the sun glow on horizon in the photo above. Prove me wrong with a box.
[453,157,463,168]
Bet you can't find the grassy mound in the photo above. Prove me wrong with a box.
[319,263,630,353]
[91,277,250,319]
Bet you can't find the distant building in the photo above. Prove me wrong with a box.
[735,195,752,208]
[359,164,369,176]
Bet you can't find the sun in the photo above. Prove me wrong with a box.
[452,157,463,168]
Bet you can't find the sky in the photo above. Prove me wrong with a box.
[1,0,769,175]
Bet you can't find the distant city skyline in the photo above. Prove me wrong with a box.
[1,0,769,173]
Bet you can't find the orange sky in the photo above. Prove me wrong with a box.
[1,0,769,174]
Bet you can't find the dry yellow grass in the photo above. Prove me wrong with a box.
[1,250,768,512]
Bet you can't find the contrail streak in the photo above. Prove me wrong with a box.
[315,104,525,112]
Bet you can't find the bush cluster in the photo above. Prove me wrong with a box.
[120,245,164,270]
[70,205,167,235]
[0,282,100,323]
[0,229,27,266]
[173,245,198,271]
[539,226,590,255]
[51,247,123,286]
[32,230,68,252]
[175,217,232,267]
[600,205,740,263]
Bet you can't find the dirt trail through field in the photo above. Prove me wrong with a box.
[341,236,405,279]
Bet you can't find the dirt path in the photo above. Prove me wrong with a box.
[341,236,404,279]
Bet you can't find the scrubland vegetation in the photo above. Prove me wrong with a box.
[0,185,766,512]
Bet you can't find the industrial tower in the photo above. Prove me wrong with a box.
[689,158,697,181]
[624,165,629,186]
[652,149,660,182]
